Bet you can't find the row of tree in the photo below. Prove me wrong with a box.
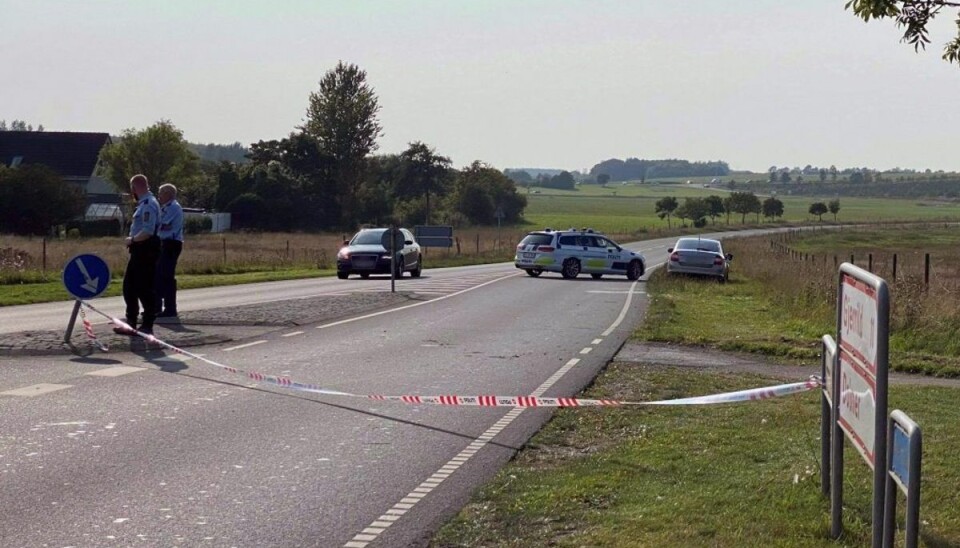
[94,62,526,232]
[590,158,730,182]
[654,193,842,227]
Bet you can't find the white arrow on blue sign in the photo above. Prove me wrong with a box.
[62,254,111,299]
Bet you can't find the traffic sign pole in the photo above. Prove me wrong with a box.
[63,300,82,344]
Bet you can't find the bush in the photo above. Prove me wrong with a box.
[184,216,213,235]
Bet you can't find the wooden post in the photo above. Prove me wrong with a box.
[222,237,227,264]
[892,253,898,280]
[475,233,480,255]
[286,240,290,260]
[42,237,47,273]
[850,254,855,265]
[925,253,930,287]
[455,236,461,256]
[868,253,873,272]
[834,255,838,268]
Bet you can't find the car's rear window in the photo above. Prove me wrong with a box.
[520,233,554,246]
[676,239,720,252]
[352,229,387,245]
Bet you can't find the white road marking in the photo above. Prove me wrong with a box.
[601,280,640,337]
[592,338,603,345]
[580,347,592,355]
[281,331,304,337]
[1,383,72,397]
[85,366,145,377]
[587,290,646,294]
[320,273,518,331]
[223,340,267,352]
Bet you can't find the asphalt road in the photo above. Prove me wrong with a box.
[0,230,765,546]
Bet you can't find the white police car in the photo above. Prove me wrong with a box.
[514,228,645,280]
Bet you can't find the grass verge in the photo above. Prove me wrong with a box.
[0,268,334,306]
[432,366,960,547]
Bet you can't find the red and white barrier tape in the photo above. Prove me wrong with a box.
[78,305,109,352]
[80,301,821,408]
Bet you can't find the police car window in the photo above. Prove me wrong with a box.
[353,230,386,245]
[558,235,579,246]
[581,236,601,247]
[520,234,553,246]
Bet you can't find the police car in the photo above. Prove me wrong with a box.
[514,228,645,280]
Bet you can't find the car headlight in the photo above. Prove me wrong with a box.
[337,249,350,260]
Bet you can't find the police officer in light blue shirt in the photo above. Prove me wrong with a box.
[155,183,184,318]
[115,174,161,335]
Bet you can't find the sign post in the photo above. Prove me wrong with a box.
[833,263,890,547]
[883,410,922,548]
[821,335,837,496]
[381,228,404,294]
[62,254,111,343]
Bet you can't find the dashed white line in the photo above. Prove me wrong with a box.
[580,347,593,355]
[223,340,267,352]
[592,338,603,345]
[1,383,72,397]
[281,331,304,337]
[85,366,145,377]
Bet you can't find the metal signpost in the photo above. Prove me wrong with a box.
[414,225,453,248]
[381,227,404,294]
[62,254,111,343]
[821,334,837,496]
[832,263,890,547]
[883,410,922,548]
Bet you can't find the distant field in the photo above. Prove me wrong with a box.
[521,184,960,233]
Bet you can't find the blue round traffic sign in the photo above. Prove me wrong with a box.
[62,254,111,300]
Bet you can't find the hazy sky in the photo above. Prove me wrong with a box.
[3,0,958,172]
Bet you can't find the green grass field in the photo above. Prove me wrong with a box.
[520,184,960,234]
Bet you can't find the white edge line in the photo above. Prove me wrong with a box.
[223,340,267,352]
[321,273,518,331]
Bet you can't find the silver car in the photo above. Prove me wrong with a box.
[666,237,732,282]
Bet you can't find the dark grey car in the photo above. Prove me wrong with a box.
[336,228,422,279]
[666,237,732,282]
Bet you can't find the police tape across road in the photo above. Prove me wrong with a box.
[78,300,821,408]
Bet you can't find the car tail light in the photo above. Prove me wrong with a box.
[537,246,555,252]
[714,256,724,265]
[670,252,680,262]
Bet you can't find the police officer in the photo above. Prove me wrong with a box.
[155,183,184,318]
[114,174,161,335]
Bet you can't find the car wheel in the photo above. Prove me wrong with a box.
[360,273,370,279]
[591,273,603,280]
[561,258,581,279]
[626,260,644,281]
[337,272,349,280]
[719,273,728,284]
[411,256,422,278]
[525,268,542,277]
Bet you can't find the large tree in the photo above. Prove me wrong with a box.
[655,196,679,228]
[728,191,762,224]
[762,196,785,221]
[846,0,960,65]
[396,142,452,225]
[450,161,527,225]
[98,120,203,197]
[809,201,829,221]
[302,61,382,226]
[0,165,85,235]
[829,198,842,221]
